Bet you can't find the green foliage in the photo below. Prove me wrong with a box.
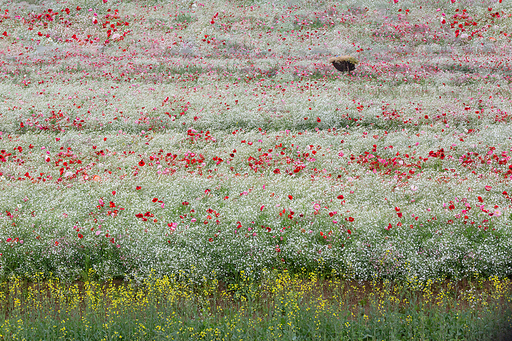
[0,273,510,340]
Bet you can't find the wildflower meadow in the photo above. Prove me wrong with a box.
[0,0,512,339]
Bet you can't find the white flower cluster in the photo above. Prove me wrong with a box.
[0,0,510,282]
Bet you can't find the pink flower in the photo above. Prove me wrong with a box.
[494,210,502,217]
[191,218,197,223]
[485,186,492,191]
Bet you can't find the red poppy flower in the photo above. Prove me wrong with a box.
[348,217,354,222]
[395,207,400,211]
[347,229,351,234]
[139,160,145,166]
[152,198,158,202]
[288,195,293,200]
[274,168,281,174]
[317,117,321,122]
[78,234,83,239]
[136,186,141,190]
[478,196,483,202]
[112,191,116,195]
[397,212,403,218]
[337,195,344,199]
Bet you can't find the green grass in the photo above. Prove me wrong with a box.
[0,272,511,340]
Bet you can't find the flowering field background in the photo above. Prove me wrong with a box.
[0,0,512,284]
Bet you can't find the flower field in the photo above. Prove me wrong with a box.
[0,0,512,286]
